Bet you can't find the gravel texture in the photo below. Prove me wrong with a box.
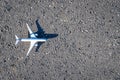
[0,0,120,80]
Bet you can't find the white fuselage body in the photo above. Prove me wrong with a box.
[20,38,47,42]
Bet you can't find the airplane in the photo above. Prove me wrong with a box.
[15,19,58,57]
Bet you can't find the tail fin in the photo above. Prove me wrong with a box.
[15,35,19,45]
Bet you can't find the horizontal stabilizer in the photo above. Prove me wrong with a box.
[15,35,19,45]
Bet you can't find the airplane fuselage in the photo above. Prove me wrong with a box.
[20,38,47,42]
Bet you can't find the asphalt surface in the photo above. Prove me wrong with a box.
[0,0,120,80]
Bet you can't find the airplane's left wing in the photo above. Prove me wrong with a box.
[26,41,36,56]
[26,23,36,38]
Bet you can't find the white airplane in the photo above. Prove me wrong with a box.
[15,23,47,57]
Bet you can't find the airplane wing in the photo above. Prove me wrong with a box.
[26,41,36,56]
[26,23,36,38]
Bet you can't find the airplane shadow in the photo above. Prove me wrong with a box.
[28,19,58,52]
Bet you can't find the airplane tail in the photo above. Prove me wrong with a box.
[15,35,20,45]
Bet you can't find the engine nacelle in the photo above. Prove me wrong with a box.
[34,44,38,46]
[35,34,38,36]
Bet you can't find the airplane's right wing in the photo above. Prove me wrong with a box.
[26,41,36,56]
[26,23,36,38]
